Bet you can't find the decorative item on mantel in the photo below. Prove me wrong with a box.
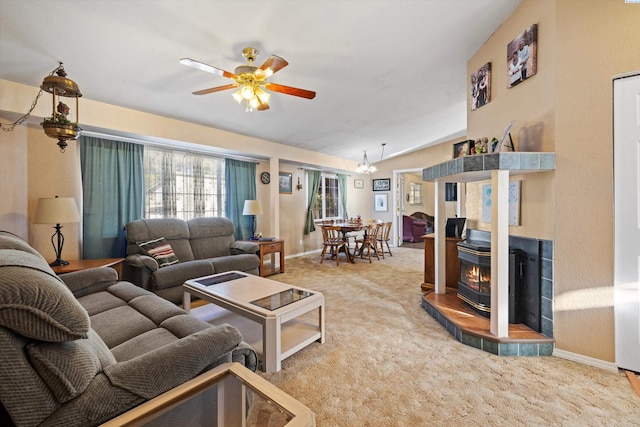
[0,62,82,152]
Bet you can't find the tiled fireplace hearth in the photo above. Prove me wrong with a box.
[421,232,555,357]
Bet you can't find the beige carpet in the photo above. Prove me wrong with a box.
[191,248,638,426]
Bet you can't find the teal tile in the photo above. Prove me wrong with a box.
[461,333,481,349]
[539,343,554,355]
[519,343,538,356]
[499,343,519,356]
[483,340,499,355]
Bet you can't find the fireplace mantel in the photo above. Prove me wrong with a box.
[421,152,555,338]
[422,152,555,183]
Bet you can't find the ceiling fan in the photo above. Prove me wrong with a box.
[180,47,316,112]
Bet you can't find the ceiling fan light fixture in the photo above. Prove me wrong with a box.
[232,90,244,103]
[255,88,270,104]
[241,85,255,100]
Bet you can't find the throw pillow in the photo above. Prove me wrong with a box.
[137,237,179,267]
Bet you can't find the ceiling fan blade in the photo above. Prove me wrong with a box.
[257,101,270,111]
[265,83,316,99]
[179,58,237,79]
[258,55,288,76]
[192,84,237,95]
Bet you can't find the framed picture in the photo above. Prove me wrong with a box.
[374,193,388,212]
[453,140,472,158]
[354,179,364,189]
[470,62,491,110]
[372,178,390,191]
[494,120,515,153]
[507,23,538,88]
[279,172,292,194]
[481,181,521,225]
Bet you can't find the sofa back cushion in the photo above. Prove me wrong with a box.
[187,217,236,259]
[26,329,116,403]
[126,218,195,262]
[0,234,90,342]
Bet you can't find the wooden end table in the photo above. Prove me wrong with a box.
[254,239,285,277]
[51,258,124,279]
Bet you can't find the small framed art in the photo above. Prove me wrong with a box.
[372,178,390,191]
[374,193,388,212]
[453,140,472,158]
[354,179,364,189]
[279,172,292,194]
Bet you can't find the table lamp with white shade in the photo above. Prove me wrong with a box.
[34,196,80,266]
[242,200,263,240]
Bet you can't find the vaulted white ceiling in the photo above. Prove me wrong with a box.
[0,0,520,164]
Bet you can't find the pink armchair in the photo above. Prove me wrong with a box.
[403,215,430,243]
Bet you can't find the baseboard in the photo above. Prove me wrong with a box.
[553,348,620,374]
[285,249,321,259]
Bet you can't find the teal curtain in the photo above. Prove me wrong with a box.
[80,136,144,258]
[225,159,256,240]
[338,173,348,219]
[304,170,322,234]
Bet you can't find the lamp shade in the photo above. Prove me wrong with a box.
[242,200,263,216]
[34,197,80,224]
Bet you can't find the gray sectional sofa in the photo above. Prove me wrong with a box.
[124,217,260,304]
[0,230,257,427]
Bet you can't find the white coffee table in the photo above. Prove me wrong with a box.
[183,271,325,373]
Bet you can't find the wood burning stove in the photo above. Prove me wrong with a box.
[456,230,524,323]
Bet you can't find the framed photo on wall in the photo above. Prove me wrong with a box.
[372,178,390,191]
[507,23,538,88]
[470,62,491,110]
[374,193,388,212]
[354,179,364,189]
[279,172,292,194]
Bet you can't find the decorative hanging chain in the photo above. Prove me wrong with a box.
[0,63,65,132]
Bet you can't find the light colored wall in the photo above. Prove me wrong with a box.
[466,0,556,240]
[464,0,640,363]
[551,0,640,362]
[0,114,28,238]
[27,128,83,263]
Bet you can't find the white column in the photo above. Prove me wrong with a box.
[490,170,510,337]
[270,159,280,238]
[434,180,446,294]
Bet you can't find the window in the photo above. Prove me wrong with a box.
[312,174,342,220]
[144,147,225,219]
[409,182,422,205]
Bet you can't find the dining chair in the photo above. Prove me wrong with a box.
[320,225,349,265]
[354,223,381,263]
[377,221,393,258]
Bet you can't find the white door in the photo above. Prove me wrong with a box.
[613,73,640,372]
[396,174,406,247]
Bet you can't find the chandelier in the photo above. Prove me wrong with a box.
[0,62,82,152]
[355,151,377,174]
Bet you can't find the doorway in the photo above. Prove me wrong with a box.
[613,73,640,373]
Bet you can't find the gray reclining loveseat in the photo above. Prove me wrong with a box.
[0,231,257,426]
[124,217,260,304]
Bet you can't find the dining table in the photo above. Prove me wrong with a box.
[332,221,365,263]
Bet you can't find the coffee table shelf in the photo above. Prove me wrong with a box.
[184,272,325,373]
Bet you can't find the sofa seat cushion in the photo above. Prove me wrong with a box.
[76,291,127,316]
[26,329,116,403]
[90,305,158,349]
[151,259,215,291]
[110,328,179,362]
[210,254,260,273]
[0,250,90,342]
